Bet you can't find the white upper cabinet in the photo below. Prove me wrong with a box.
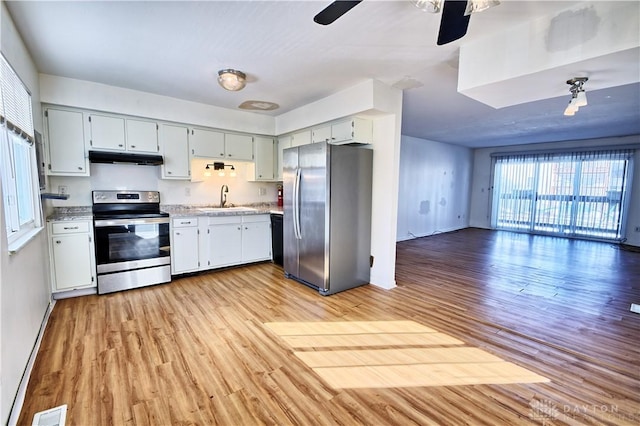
[291,130,311,147]
[251,136,275,181]
[88,114,126,151]
[126,119,159,153]
[88,113,159,153]
[224,133,254,161]
[190,128,225,158]
[311,118,372,145]
[276,135,292,181]
[311,125,331,144]
[44,107,89,176]
[160,123,191,179]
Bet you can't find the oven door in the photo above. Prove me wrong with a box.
[94,217,170,273]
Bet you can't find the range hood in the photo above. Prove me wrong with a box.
[89,151,164,166]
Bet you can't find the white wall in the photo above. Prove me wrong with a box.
[0,2,51,423]
[397,136,472,241]
[469,134,640,246]
[39,74,274,135]
[48,160,277,208]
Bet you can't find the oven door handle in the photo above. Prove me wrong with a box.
[94,217,170,227]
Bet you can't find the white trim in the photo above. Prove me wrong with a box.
[7,300,55,426]
[7,226,44,254]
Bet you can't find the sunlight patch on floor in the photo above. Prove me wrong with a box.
[265,320,550,389]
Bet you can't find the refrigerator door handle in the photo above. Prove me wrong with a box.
[293,167,302,240]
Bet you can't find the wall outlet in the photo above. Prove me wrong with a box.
[58,185,67,195]
[258,187,267,196]
[184,187,191,197]
[635,226,640,232]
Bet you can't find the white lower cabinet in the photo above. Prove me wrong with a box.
[48,220,96,292]
[171,217,200,274]
[171,214,271,275]
[241,215,272,262]
[207,216,243,268]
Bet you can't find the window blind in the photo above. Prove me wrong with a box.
[0,55,34,141]
[491,149,634,240]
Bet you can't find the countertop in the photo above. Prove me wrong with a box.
[47,205,283,221]
[163,204,282,218]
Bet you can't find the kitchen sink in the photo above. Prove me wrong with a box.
[197,207,256,213]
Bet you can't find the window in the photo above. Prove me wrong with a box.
[491,149,634,241]
[0,54,42,250]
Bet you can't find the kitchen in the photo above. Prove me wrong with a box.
[1,1,639,424]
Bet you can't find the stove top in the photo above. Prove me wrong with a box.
[92,190,164,217]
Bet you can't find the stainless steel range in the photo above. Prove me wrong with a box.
[92,190,171,294]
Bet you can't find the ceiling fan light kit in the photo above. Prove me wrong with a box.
[217,69,246,91]
[563,77,588,116]
[414,0,442,13]
[464,0,500,16]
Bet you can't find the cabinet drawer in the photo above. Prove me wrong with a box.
[173,218,198,227]
[242,214,270,223]
[51,221,90,234]
[207,215,242,225]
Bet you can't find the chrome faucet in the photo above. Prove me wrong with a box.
[220,184,229,208]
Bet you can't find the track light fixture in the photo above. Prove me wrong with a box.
[563,77,588,116]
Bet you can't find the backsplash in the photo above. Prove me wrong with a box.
[47,160,278,207]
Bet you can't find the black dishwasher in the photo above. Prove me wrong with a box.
[270,213,283,266]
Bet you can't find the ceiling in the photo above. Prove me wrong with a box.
[4,1,640,148]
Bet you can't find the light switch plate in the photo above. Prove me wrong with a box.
[630,303,640,314]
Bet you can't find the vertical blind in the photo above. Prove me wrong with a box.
[491,149,634,240]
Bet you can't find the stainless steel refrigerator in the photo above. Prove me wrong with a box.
[283,142,373,295]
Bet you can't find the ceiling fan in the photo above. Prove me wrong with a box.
[313,0,499,45]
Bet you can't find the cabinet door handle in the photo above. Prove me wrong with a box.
[55,240,61,244]
[78,166,83,170]
[244,226,248,230]
[63,226,79,230]
[118,144,124,147]
[167,171,172,174]
[237,226,241,230]
[175,232,181,236]
[220,153,224,156]
[131,145,136,148]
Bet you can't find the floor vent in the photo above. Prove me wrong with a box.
[32,404,67,426]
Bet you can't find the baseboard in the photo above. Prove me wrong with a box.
[7,299,56,426]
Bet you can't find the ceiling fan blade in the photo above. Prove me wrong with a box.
[314,1,363,25]
[437,0,471,45]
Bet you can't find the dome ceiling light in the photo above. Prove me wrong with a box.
[217,69,246,91]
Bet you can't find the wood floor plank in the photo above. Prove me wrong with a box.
[16,228,640,425]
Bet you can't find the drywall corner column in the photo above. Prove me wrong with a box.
[369,114,401,289]
[368,80,402,290]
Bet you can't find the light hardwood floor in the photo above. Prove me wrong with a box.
[18,228,640,425]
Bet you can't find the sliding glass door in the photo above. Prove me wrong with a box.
[492,150,633,240]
